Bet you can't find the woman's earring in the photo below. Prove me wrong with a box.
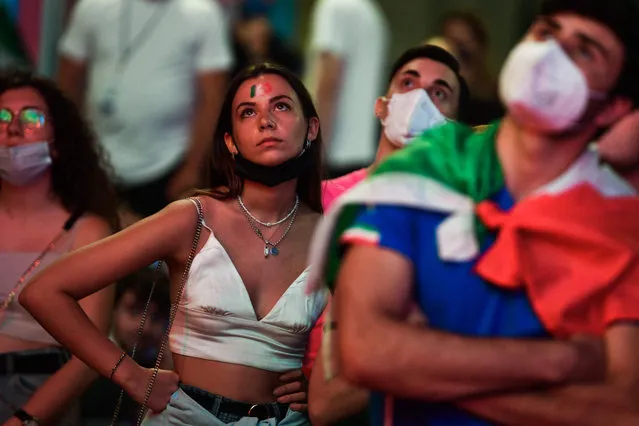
[230,151,236,160]
[304,139,312,150]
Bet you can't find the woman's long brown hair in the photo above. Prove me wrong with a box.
[0,69,120,230]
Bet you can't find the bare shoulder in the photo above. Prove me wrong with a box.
[71,214,113,249]
[142,198,205,243]
[194,193,220,212]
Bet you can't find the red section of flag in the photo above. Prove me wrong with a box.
[476,184,639,337]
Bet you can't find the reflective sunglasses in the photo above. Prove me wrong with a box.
[0,107,47,131]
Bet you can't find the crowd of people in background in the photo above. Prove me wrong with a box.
[2,0,639,425]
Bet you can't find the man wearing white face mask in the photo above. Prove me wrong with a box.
[303,45,468,426]
[305,1,639,425]
[320,44,469,212]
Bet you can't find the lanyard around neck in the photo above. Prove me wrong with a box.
[117,0,171,69]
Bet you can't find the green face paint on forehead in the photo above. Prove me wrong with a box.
[250,85,256,98]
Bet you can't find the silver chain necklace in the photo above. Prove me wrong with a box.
[237,194,299,228]
[238,197,298,257]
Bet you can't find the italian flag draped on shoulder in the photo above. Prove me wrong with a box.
[307,121,639,337]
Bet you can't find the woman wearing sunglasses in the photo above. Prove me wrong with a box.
[0,70,119,426]
[21,63,327,425]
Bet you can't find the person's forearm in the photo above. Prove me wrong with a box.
[459,383,639,426]
[308,338,369,426]
[183,74,227,171]
[314,60,341,146]
[340,315,580,402]
[19,357,99,425]
[56,57,86,109]
[315,93,335,147]
[21,291,130,382]
[309,375,369,426]
[56,77,84,109]
[315,78,339,145]
[183,105,219,173]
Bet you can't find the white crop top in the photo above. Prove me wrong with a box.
[169,209,328,372]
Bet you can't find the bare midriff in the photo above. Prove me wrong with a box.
[173,353,285,403]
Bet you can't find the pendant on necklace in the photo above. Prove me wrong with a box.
[264,245,280,257]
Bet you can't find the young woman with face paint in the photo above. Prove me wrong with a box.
[0,71,119,426]
[20,63,326,426]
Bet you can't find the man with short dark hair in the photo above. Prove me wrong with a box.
[321,44,469,211]
[304,44,469,426]
[307,0,639,425]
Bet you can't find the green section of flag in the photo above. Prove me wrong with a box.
[373,122,503,201]
[0,4,30,67]
[324,121,505,289]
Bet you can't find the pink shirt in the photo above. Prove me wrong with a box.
[301,168,368,377]
[321,168,369,211]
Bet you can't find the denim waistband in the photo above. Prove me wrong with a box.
[0,347,70,376]
[179,383,289,423]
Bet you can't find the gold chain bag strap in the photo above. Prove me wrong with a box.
[110,197,204,426]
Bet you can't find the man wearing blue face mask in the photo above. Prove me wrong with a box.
[306,0,639,425]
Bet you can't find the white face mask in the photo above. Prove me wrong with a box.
[0,141,52,186]
[382,89,448,147]
[499,39,606,133]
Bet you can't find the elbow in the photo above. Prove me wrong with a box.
[307,367,339,426]
[609,385,639,411]
[19,279,50,317]
[339,338,376,388]
[308,396,357,426]
[19,284,38,312]
[338,318,387,389]
[308,374,369,426]
[308,392,331,426]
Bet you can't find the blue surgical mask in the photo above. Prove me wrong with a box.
[0,141,52,186]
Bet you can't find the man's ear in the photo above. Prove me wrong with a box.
[224,133,238,156]
[375,96,389,121]
[594,96,634,128]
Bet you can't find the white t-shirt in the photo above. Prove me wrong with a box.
[307,0,389,168]
[59,0,233,185]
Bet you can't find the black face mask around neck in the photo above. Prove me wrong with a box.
[234,141,313,187]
